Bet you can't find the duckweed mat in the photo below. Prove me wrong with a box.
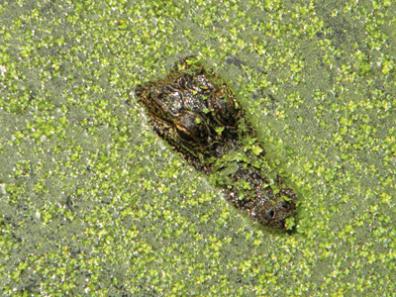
[0,1,395,296]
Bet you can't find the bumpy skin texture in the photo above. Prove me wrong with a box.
[136,57,297,230]
[135,59,241,171]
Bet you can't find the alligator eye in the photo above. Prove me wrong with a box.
[281,201,291,209]
[176,124,195,141]
[209,88,239,126]
[176,112,209,143]
[265,209,275,220]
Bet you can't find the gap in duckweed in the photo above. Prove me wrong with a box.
[135,56,298,231]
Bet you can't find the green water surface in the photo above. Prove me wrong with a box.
[0,1,395,296]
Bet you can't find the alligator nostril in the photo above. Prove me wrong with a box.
[266,209,275,219]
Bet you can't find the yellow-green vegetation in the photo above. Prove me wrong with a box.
[0,1,395,296]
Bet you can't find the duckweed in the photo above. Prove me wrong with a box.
[0,1,395,296]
